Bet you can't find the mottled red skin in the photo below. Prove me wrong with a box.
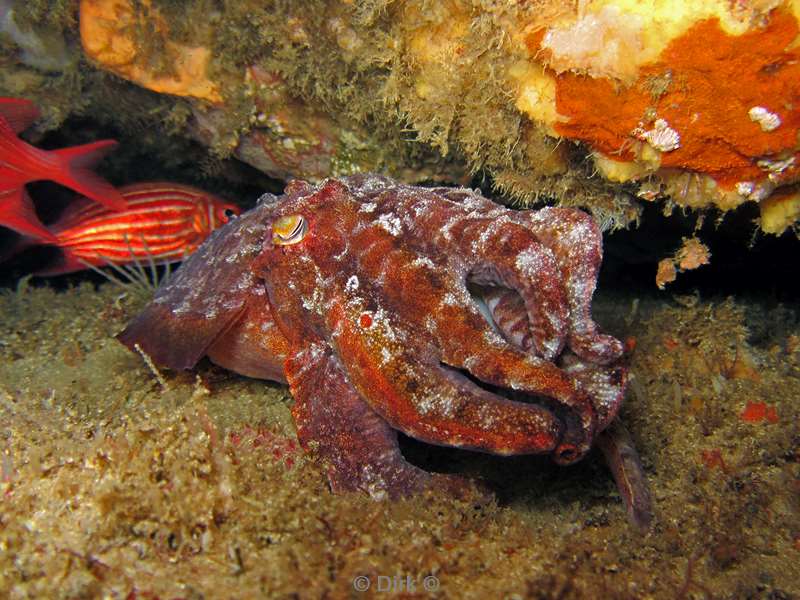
[119,175,644,519]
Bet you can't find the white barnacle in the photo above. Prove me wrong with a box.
[757,155,795,174]
[735,181,755,197]
[636,118,680,152]
[748,106,781,132]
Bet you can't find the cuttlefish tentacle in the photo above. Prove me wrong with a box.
[515,207,624,365]
[285,343,440,498]
[482,286,626,430]
[483,285,651,528]
[327,295,567,456]
[116,174,647,528]
[595,419,654,531]
[449,218,597,460]
[339,236,596,463]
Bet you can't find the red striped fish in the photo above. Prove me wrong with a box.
[35,182,241,275]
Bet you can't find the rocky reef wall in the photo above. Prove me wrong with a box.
[3,0,799,239]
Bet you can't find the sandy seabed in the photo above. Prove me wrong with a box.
[0,281,798,599]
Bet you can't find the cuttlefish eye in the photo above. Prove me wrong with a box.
[272,214,308,245]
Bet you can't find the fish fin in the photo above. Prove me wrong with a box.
[51,140,127,211]
[0,187,57,242]
[45,195,104,233]
[0,98,40,133]
[205,302,290,382]
[0,233,36,264]
[31,249,89,276]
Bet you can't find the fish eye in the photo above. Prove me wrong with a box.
[272,214,308,245]
[217,205,239,224]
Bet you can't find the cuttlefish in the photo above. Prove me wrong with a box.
[119,174,651,529]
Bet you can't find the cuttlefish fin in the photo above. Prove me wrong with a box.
[118,301,247,371]
[118,199,270,371]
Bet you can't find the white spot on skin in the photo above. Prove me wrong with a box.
[468,218,501,254]
[289,343,325,381]
[541,337,560,360]
[412,256,435,269]
[235,271,254,290]
[372,307,398,342]
[380,346,392,365]
[482,329,509,348]
[301,286,325,313]
[414,387,458,418]
[424,315,437,333]
[332,242,350,262]
[345,275,359,292]
[442,292,459,306]
[411,199,432,219]
[748,106,781,132]
[515,248,542,278]
[439,215,462,242]
[376,212,402,236]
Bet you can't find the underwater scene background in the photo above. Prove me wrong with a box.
[1,1,798,598]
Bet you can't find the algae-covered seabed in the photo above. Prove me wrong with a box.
[0,280,798,599]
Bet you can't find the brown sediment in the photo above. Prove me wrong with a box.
[0,283,798,597]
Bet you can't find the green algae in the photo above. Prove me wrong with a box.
[1,282,797,598]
